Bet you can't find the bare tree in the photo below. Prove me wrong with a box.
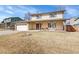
[24,12,31,20]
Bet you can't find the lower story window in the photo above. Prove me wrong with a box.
[48,22,56,28]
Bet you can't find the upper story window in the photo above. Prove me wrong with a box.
[4,18,11,23]
[36,15,41,19]
[49,13,56,18]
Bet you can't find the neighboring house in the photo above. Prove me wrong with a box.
[24,10,65,31]
[0,17,23,30]
[2,17,23,23]
[66,17,79,32]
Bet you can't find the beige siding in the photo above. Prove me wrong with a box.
[28,20,64,31]
[31,14,64,21]
[56,20,63,31]
[73,26,79,31]
[29,22,36,30]
[41,21,48,29]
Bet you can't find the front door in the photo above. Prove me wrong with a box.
[36,23,41,30]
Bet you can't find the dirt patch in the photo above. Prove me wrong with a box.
[0,31,79,53]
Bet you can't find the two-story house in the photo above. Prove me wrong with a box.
[0,10,65,31]
[26,10,65,31]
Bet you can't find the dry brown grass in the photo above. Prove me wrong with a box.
[0,31,79,54]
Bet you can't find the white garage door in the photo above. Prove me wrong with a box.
[17,25,28,31]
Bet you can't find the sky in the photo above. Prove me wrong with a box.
[0,5,79,22]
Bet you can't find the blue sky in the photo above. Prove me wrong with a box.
[0,5,79,22]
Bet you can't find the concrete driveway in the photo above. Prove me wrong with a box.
[0,30,18,36]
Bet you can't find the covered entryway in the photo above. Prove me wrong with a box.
[28,20,64,31]
[16,25,28,31]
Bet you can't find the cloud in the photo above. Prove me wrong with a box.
[15,5,39,14]
[5,10,14,15]
[0,5,14,15]
[0,5,40,22]
[64,6,79,18]
[6,5,13,10]
[0,6,4,11]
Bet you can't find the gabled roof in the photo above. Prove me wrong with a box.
[2,17,23,23]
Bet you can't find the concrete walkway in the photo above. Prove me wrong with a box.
[0,30,18,36]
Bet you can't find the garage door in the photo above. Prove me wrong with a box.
[17,25,28,31]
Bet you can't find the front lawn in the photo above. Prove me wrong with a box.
[0,31,79,54]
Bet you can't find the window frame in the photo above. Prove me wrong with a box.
[36,15,41,19]
[49,13,56,18]
[48,22,56,28]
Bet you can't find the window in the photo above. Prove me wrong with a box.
[48,23,51,28]
[36,15,41,19]
[51,22,56,28]
[49,13,56,17]
[4,18,11,23]
[48,22,56,28]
